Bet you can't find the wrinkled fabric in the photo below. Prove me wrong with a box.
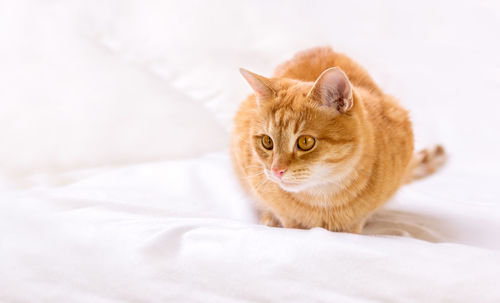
[1,152,500,302]
[2,0,500,302]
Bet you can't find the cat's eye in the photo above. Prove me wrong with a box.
[297,135,316,151]
[261,135,274,150]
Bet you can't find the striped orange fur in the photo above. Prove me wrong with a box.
[231,46,445,233]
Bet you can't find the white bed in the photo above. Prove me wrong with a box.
[2,1,500,302]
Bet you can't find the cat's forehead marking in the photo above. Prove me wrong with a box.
[293,119,305,135]
[264,85,311,139]
[273,107,290,128]
[272,106,307,135]
[268,108,307,152]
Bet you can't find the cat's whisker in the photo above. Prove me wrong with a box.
[242,164,264,169]
[246,171,265,178]
[253,178,270,192]
[242,167,265,173]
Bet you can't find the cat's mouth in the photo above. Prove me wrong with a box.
[265,170,307,191]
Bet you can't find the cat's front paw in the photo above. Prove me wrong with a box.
[260,212,282,228]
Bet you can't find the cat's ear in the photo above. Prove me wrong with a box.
[308,67,353,114]
[239,68,276,103]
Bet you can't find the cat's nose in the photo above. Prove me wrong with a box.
[272,167,287,178]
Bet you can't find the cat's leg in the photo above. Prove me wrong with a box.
[405,144,447,183]
[260,210,305,229]
[279,218,307,229]
[344,218,367,234]
[318,217,364,233]
[260,211,282,227]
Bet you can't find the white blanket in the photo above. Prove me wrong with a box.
[2,153,500,302]
[2,1,500,302]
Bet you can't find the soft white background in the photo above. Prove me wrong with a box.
[1,1,500,302]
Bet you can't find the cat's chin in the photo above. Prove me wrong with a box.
[275,180,312,193]
[278,184,306,193]
[276,177,343,194]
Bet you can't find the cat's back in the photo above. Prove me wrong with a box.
[273,46,382,95]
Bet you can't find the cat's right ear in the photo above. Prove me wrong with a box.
[308,67,353,114]
[239,68,276,104]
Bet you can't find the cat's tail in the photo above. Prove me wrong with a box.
[404,144,447,184]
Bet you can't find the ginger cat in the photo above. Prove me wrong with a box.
[231,46,446,233]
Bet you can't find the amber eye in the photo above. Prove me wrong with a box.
[297,135,316,151]
[261,135,274,150]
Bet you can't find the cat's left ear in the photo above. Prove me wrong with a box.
[308,67,353,114]
[239,68,277,103]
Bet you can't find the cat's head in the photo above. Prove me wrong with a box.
[240,67,362,193]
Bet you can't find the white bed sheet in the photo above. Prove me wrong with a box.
[2,152,500,302]
[2,0,500,302]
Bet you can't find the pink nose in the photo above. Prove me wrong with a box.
[272,168,287,178]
